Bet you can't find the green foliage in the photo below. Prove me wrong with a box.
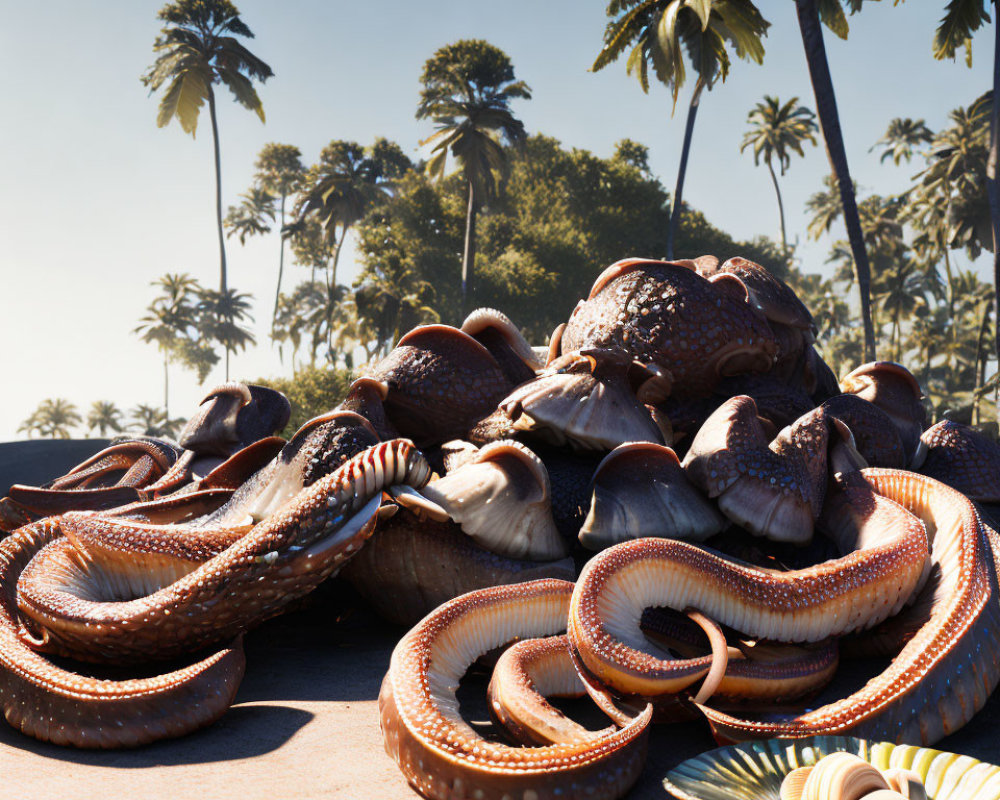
[129,404,186,439]
[294,138,413,288]
[256,366,354,434]
[872,118,934,165]
[933,0,991,66]
[225,185,275,244]
[741,96,817,175]
[255,143,305,198]
[417,40,531,203]
[593,0,769,103]
[197,287,256,363]
[87,401,124,437]
[355,134,787,342]
[909,93,993,259]
[134,274,219,384]
[18,399,82,440]
[141,0,272,136]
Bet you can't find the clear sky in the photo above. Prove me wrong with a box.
[0,1,993,441]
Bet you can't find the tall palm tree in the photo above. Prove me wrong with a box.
[874,258,926,361]
[593,1,770,260]
[254,143,305,327]
[273,280,325,366]
[87,401,125,438]
[197,287,256,380]
[872,118,934,166]
[740,95,817,257]
[19,399,81,440]
[932,2,997,371]
[130,405,185,439]
[224,186,275,244]
[416,40,531,317]
[141,0,273,294]
[135,273,200,417]
[794,0,877,362]
[296,138,411,291]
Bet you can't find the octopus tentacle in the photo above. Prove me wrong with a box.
[379,579,652,800]
[700,469,1000,745]
[487,634,618,746]
[567,471,928,698]
[17,440,431,662]
[0,520,245,748]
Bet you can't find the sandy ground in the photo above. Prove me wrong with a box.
[1,589,997,800]
[1,440,999,799]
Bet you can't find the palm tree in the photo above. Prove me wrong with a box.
[87,401,124,438]
[224,186,275,244]
[135,273,200,418]
[740,95,817,257]
[254,143,305,327]
[197,287,256,380]
[130,405,185,439]
[416,40,531,317]
[141,0,273,294]
[19,399,81,439]
[273,280,325,366]
[806,174,846,241]
[794,0,877,362]
[872,118,934,166]
[932,2,997,371]
[874,258,926,361]
[593,1,770,260]
[296,139,411,291]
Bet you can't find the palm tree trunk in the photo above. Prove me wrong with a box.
[974,298,994,425]
[207,88,228,294]
[273,193,286,329]
[331,226,347,289]
[667,77,705,261]
[462,180,477,319]
[225,347,230,381]
[766,159,789,259]
[795,0,876,363]
[163,349,169,419]
[989,8,1000,413]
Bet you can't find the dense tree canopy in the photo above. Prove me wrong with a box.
[355,134,787,342]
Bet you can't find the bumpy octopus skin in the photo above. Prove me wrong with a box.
[560,259,777,397]
[567,472,928,699]
[16,440,431,662]
[914,420,1000,502]
[0,519,245,748]
[701,469,1000,745]
[353,325,515,447]
[487,634,619,747]
[341,510,575,627]
[682,396,828,543]
[379,580,652,800]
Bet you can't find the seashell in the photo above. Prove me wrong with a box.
[800,752,888,800]
[883,768,928,800]
[780,766,813,800]
[662,736,1000,800]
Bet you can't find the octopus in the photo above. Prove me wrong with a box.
[1,256,998,800]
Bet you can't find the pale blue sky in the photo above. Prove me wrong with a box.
[0,1,992,440]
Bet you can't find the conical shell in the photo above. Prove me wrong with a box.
[801,753,888,800]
